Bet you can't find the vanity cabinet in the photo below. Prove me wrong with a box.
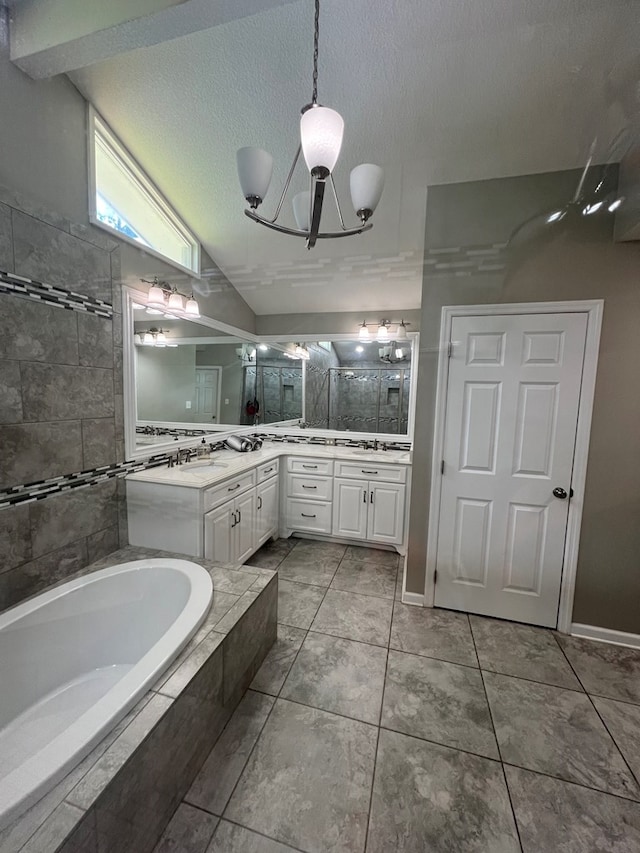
[332,462,406,546]
[204,489,256,564]
[284,458,334,535]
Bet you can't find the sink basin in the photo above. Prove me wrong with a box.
[180,460,227,471]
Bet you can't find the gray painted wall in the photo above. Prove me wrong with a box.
[406,168,640,635]
[137,344,197,422]
[256,310,421,337]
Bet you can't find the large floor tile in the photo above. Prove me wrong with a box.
[277,579,325,629]
[556,635,640,704]
[186,690,275,816]
[311,589,393,647]
[390,604,477,666]
[277,550,341,587]
[246,538,295,570]
[207,821,300,852]
[484,671,640,799]
[470,616,582,690]
[281,631,387,724]
[343,545,399,568]
[250,624,307,696]
[381,650,498,758]
[152,803,218,853]
[505,764,640,852]
[367,729,520,853]
[592,695,640,782]
[330,559,397,599]
[225,698,377,853]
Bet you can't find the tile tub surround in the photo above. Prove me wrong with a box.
[0,187,125,612]
[0,546,277,853]
[154,539,640,853]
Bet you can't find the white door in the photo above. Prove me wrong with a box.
[204,502,233,564]
[235,490,256,564]
[194,368,221,423]
[256,478,279,547]
[333,478,368,540]
[368,482,405,546]
[434,312,588,627]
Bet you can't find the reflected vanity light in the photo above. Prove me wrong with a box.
[355,345,364,353]
[135,328,173,347]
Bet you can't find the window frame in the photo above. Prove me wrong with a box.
[87,105,201,278]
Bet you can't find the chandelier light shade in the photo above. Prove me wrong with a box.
[237,147,274,208]
[300,106,344,175]
[237,0,383,249]
[293,191,311,231]
[350,164,385,221]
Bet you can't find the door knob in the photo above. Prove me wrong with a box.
[552,487,568,499]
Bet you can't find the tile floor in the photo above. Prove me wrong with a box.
[154,538,640,853]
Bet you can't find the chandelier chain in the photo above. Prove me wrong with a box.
[312,0,319,104]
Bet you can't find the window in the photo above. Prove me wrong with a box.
[88,107,200,276]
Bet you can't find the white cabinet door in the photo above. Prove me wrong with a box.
[333,478,368,540]
[434,312,588,627]
[367,482,405,545]
[204,502,234,564]
[256,477,279,547]
[235,489,256,564]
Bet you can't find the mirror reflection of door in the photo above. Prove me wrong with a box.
[194,367,221,423]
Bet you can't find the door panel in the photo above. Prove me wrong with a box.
[204,503,233,565]
[368,482,405,545]
[235,490,256,564]
[434,312,588,627]
[333,478,367,540]
[256,478,278,547]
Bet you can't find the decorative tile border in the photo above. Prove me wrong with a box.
[0,269,113,318]
[0,433,411,510]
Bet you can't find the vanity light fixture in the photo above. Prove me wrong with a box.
[141,277,200,319]
[356,319,410,340]
[294,343,310,360]
[135,328,173,348]
[236,0,384,249]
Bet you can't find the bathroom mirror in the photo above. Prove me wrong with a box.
[253,343,304,424]
[123,289,260,457]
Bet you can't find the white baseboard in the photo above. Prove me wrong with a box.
[401,591,425,607]
[570,623,640,650]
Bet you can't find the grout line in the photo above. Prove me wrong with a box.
[215,816,309,853]
[469,616,524,853]
[500,760,640,805]
[552,635,640,793]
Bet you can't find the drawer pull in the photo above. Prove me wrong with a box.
[362,469,378,475]
[302,464,318,469]
[263,467,274,474]
[302,485,317,489]
[301,513,317,518]
[230,512,237,529]
[228,484,240,492]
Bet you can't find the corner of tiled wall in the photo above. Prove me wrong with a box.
[0,184,127,611]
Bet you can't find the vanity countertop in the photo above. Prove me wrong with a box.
[126,443,412,489]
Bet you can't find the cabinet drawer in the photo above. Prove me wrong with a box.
[334,461,407,483]
[204,470,255,512]
[286,498,332,534]
[288,457,334,476]
[287,473,333,501]
[257,458,279,482]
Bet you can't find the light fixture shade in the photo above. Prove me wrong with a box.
[134,333,143,345]
[395,321,408,341]
[350,163,384,216]
[300,107,344,174]
[142,332,154,346]
[237,147,273,203]
[155,331,167,347]
[377,323,389,341]
[292,191,311,230]
[358,323,370,340]
[147,284,166,308]
[185,296,200,318]
[167,291,185,313]
[395,348,404,359]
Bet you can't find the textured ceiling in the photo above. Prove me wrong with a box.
[69,0,640,315]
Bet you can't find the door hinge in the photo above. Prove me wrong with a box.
[440,460,445,475]
[434,569,438,585]
[447,341,453,358]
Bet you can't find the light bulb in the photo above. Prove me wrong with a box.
[350,163,385,221]
[300,106,344,175]
[185,296,200,318]
[237,147,273,207]
[358,322,370,340]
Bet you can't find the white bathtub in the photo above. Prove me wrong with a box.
[0,558,213,831]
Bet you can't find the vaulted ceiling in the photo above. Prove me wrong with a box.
[13,0,639,314]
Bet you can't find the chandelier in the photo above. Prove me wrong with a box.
[236,0,384,249]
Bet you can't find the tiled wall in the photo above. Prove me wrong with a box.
[305,343,340,428]
[0,185,126,612]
